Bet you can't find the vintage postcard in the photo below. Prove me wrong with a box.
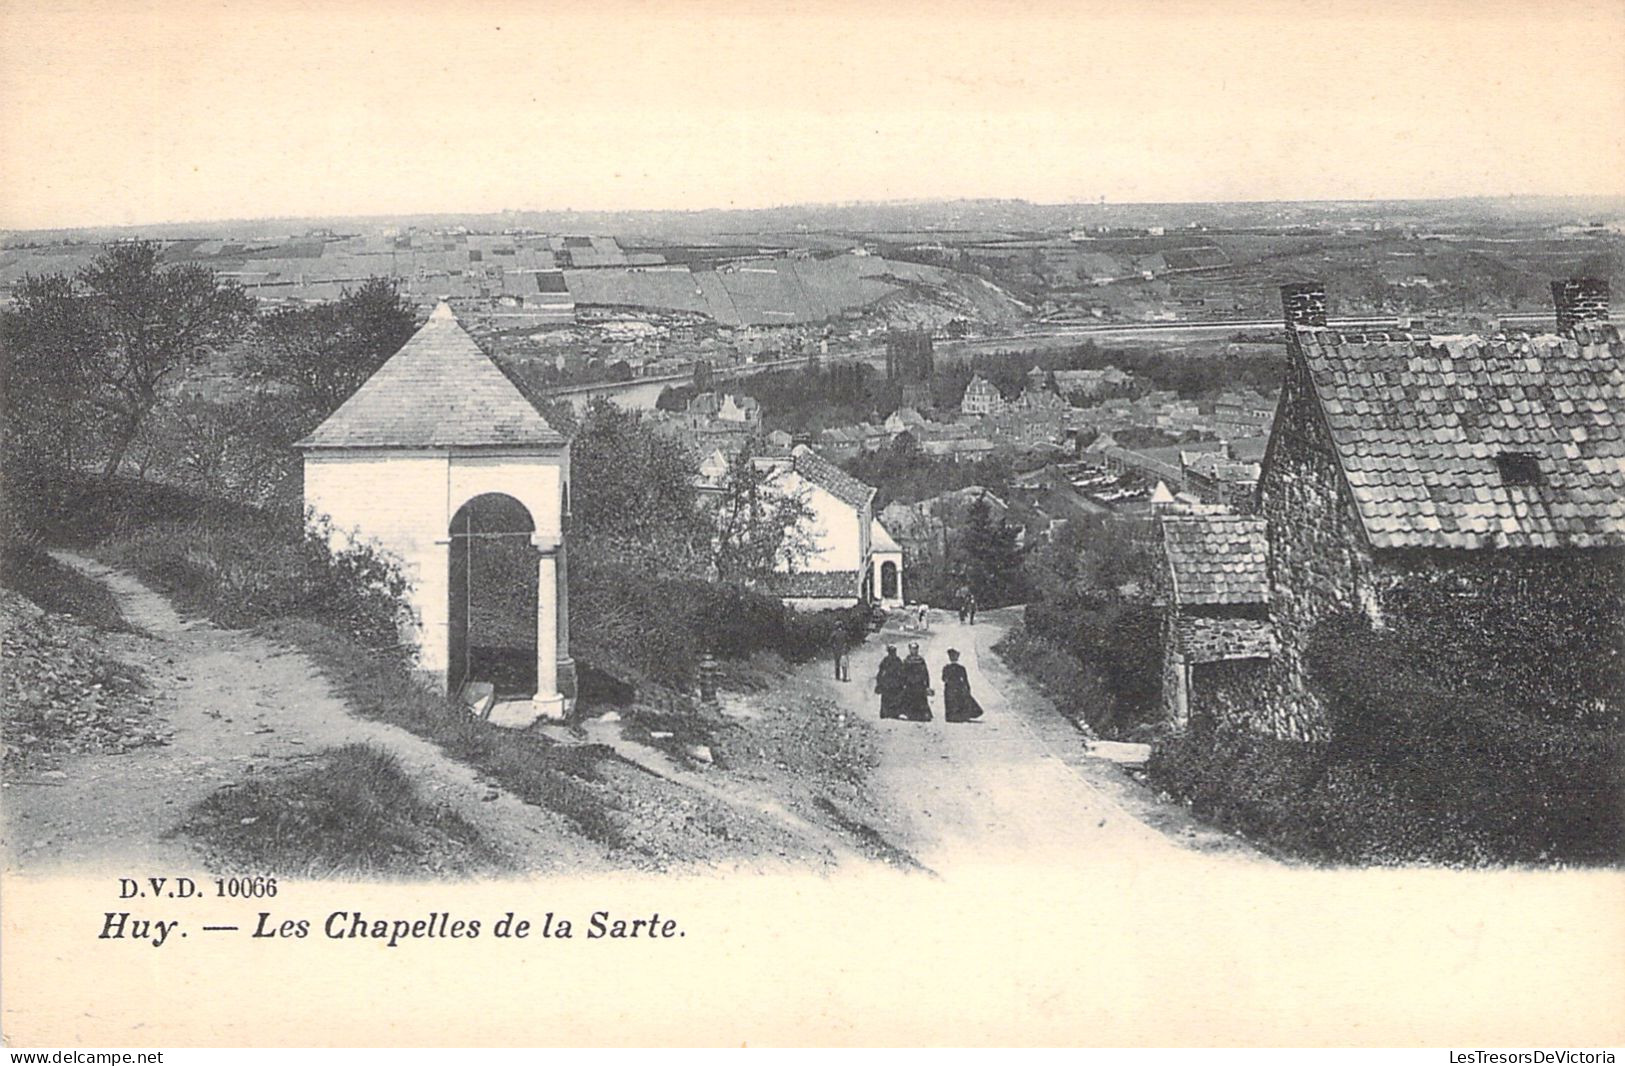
[1,0,1622,1049]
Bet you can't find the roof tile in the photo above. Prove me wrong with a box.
[297,304,564,450]
[1162,514,1269,605]
[1292,326,1625,549]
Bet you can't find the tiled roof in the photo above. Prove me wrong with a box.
[297,303,564,449]
[1294,325,1625,548]
[792,445,876,510]
[762,569,862,600]
[1186,451,1260,484]
[1227,436,1269,463]
[1177,617,1275,663]
[1162,515,1270,605]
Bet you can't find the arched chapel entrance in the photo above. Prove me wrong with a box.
[448,492,539,698]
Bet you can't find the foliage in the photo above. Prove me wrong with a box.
[991,626,1113,736]
[844,436,1014,508]
[1018,589,1163,736]
[0,275,98,473]
[569,549,867,688]
[1,241,255,478]
[1023,514,1149,594]
[180,743,502,877]
[710,450,818,580]
[568,399,704,572]
[100,500,409,650]
[932,340,1283,407]
[953,498,1027,607]
[1148,612,1625,865]
[132,392,306,507]
[726,362,886,435]
[247,277,417,416]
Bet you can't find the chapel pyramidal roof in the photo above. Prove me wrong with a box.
[297,302,565,450]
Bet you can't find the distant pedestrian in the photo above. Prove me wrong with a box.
[875,644,904,719]
[964,591,977,625]
[955,584,971,624]
[915,603,929,632]
[831,631,850,682]
[899,642,934,722]
[942,649,984,723]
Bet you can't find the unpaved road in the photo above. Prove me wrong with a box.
[1,553,615,876]
[4,555,1249,878]
[822,608,1260,874]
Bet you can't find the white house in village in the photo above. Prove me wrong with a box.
[761,445,905,609]
[297,303,574,722]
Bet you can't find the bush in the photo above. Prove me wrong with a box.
[1016,590,1163,737]
[1148,612,1625,866]
[101,508,407,648]
[1149,722,1625,866]
[569,551,868,688]
[993,626,1111,736]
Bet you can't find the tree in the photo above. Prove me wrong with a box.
[5,242,255,479]
[709,450,817,580]
[0,273,96,472]
[250,276,416,416]
[956,497,1026,606]
[569,399,702,571]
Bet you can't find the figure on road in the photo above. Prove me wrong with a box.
[955,584,971,624]
[915,603,930,632]
[899,642,934,721]
[831,631,850,682]
[875,644,905,719]
[963,591,977,625]
[941,648,984,723]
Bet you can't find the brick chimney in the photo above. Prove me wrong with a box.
[1281,282,1327,329]
[1551,278,1609,333]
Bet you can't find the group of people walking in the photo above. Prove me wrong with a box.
[955,585,978,625]
[874,643,984,723]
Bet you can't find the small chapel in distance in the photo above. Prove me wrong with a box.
[296,302,575,721]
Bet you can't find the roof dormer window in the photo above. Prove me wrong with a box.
[1495,451,1543,486]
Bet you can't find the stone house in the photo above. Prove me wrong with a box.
[1182,448,1261,513]
[1255,278,1625,739]
[1159,515,1275,729]
[961,374,1004,416]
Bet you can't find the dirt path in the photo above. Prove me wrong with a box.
[823,608,1261,874]
[1,553,616,876]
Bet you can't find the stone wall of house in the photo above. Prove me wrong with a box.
[1362,547,1625,716]
[1258,350,1370,739]
[1190,658,1273,731]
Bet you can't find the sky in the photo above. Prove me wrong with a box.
[2,0,1624,230]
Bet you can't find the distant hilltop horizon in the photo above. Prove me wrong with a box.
[6,193,1625,246]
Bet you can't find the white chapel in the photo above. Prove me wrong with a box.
[297,302,574,719]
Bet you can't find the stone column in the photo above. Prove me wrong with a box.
[531,533,566,720]
[555,538,577,711]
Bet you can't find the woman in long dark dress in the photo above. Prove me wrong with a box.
[899,643,934,721]
[941,648,983,723]
[875,645,905,719]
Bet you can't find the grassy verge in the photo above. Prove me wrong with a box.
[265,618,637,852]
[179,744,503,878]
[0,543,131,632]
